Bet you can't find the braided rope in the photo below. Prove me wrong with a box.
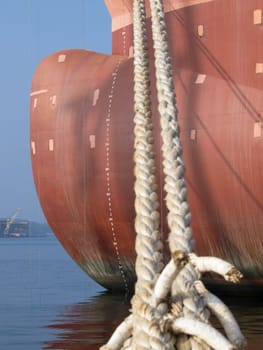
[148,0,193,256]
[100,1,246,349]
[148,2,209,348]
[131,0,166,348]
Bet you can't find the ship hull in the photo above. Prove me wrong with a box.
[30,0,263,291]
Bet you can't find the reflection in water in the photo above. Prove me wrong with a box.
[43,291,262,350]
[43,292,130,350]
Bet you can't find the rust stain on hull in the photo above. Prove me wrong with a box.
[30,0,263,290]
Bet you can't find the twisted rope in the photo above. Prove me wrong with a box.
[148,1,209,347]
[148,0,193,256]
[131,0,167,348]
[100,1,246,349]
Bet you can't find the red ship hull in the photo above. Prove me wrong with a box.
[30,0,263,291]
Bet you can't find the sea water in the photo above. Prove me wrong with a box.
[0,236,262,349]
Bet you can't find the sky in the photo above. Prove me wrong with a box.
[0,0,111,222]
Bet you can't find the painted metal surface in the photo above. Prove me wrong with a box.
[30,0,263,291]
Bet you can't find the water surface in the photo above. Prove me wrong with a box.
[0,236,262,349]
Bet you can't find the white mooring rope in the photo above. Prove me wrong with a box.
[100,0,246,349]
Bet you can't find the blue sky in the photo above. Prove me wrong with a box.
[0,1,111,222]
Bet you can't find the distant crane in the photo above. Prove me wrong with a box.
[3,208,22,236]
